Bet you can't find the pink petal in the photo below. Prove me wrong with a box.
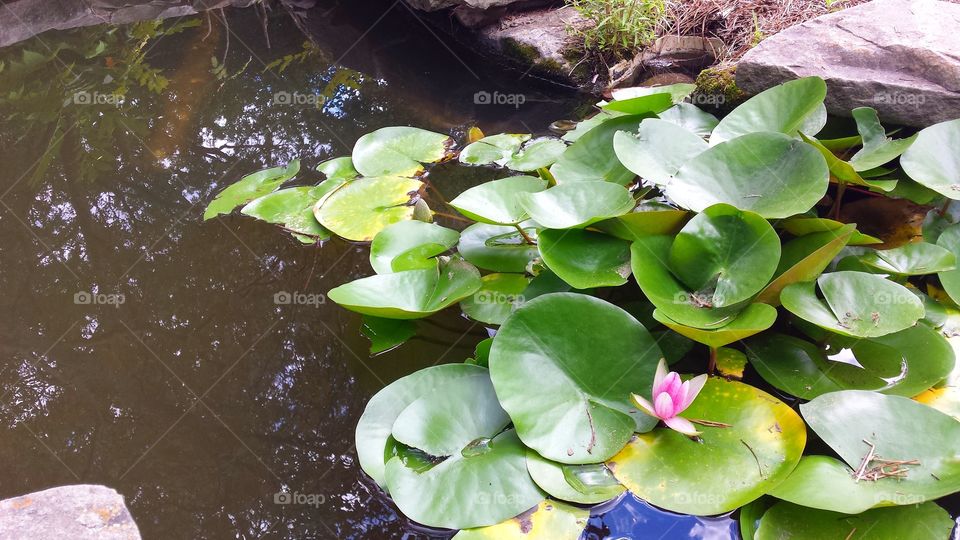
[652,358,668,395]
[654,392,675,419]
[660,372,682,400]
[631,393,657,417]
[680,374,708,410]
[663,416,701,436]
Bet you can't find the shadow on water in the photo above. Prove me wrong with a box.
[0,3,740,538]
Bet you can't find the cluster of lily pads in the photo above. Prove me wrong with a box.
[205,76,960,538]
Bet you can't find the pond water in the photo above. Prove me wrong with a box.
[7,2,945,539]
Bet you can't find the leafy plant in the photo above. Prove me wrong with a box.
[567,0,667,60]
[205,77,960,537]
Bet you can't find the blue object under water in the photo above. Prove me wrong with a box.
[584,493,739,540]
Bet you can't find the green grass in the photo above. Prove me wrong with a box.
[568,0,667,60]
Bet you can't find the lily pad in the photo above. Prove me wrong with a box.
[314,176,424,242]
[631,236,745,330]
[460,273,530,325]
[355,363,493,487]
[858,242,956,275]
[203,160,301,219]
[489,293,662,463]
[669,204,780,308]
[459,222,540,273]
[757,226,855,306]
[799,132,897,192]
[771,391,960,513]
[386,429,545,529]
[756,501,953,540]
[781,272,924,338]
[369,221,460,274]
[352,126,452,177]
[316,156,358,180]
[551,115,645,185]
[459,134,530,166]
[453,500,589,540]
[745,325,955,399]
[601,92,676,115]
[667,132,829,219]
[328,257,481,319]
[518,182,636,229]
[610,83,695,104]
[780,217,881,246]
[914,338,960,421]
[538,229,632,289]
[936,223,960,305]
[508,138,568,172]
[450,176,548,225]
[361,316,416,355]
[848,107,917,172]
[612,119,708,186]
[656,102,719,137]
[710,77,827,145]
[240,181,341,242]
[593,208,690,240]
[608,378,806,515]
[526,451,625,505]
[653,304,777,349]
[900,119,960,199]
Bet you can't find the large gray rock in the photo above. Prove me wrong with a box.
[405,0,528,12]
[737,0,960,127]
[0,0,256,48]
[0,485,141,540]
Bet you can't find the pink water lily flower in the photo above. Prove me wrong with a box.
[631,359,708,436]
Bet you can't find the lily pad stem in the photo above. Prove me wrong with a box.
[708,346,718,374]
[831,180,847,220]
[432,211,474,224]
[514,224,536,245]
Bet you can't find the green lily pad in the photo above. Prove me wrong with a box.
[551,115,645,185]
[562,109,626,143]
[518,182,636,229]
[610,83,696,104]
[386,428,545,529]
[653,304,777,349]
[314,176,424,242]
[669,204,781,307]
[507,138,568,172]
[716,347,748,379]
[848,107,917,172]
[612,119,708,186]
[901,119,960,199]
[631,236,745,329]
[453,500,589,540]
[450,176,548,225]
[460,273,530,325]
[593,208,690,240]
[745,325,955,399]
[780,217,881,246]
[781,272,924,338]
[459,134,530,166]
[489,293,662,464]
[799,133,897,192]
[360,316,416,355]
[240,181,340,242]
[538,229,632,289]
[391,366,511,457]
[771,391,960,513]
[459,222,540,273]
[352,126,452,177]
[667,132,829,219]
[328,257,481,319]
[710,77,827,145]
[756,501,953,540]
[608,378,806,515]
[936,223,960,305]
[369,221,460,274]
[356,363,493,487]
[739,497,775,540]
[656,102,719,137]
[203,160,301,219]
[757,226,855,306]
[316,156,358,180]
[526,451,625,505]
[601,92,676,115]
[858,242,956,275]
[915,338,960,421]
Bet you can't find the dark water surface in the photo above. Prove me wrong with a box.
[0,3,743,538]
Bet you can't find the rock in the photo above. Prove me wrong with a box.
[608,35,724,89]
[737,0,960,127]
[0,0,255,48]
[0,485,141,540]
[406,0,528,12]
[475,6,596,87]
